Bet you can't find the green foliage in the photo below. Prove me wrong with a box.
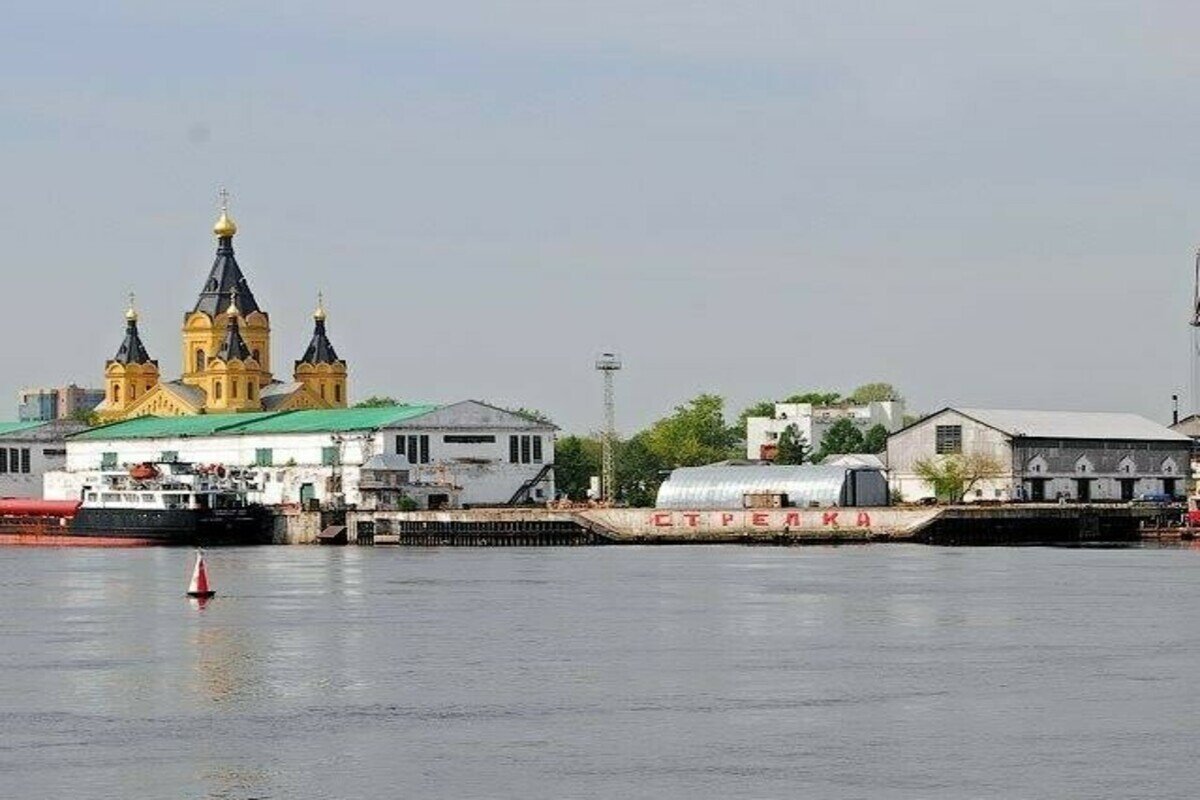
[862,423,889,454]
[817,418,865,460]
[643,393,740,468]
[736,400,776,431]
[774,425,811,465]
[398,496,420,512]
[848,382,902,403]
[782,391,843,406]
[913,453,1005,503]
[354,395,401,408]
[507,407,554,425]
[554,435,601,500]
[615,432,666,507]
[69,409,101,427]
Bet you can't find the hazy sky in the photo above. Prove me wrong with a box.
[5,2,1200,433]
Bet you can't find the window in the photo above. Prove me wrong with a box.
[248,383,256,400]
[252,349,260,362]
[101,452,118,470]
[161,450,179,463]
[334,384,342,403]
[935,425,962,455]
[319,384,326,399]
[214,381,223,400]
[0,449,7,473]
[196,349,206,371]
[395,436,405,455]
[255,448,273,467]
[113,384,121,403]
[443,435,496,444]
[10,449,20,473]
[42,448,65,457]
[507,435,540,464]
[321,446,338,466]
[420,435,430,464]
[231,380,238,399]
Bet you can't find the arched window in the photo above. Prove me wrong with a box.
[195,349,206,371]
[334,383,342,403]
[248,382,256,400]
[112,384,121,403]
[231,380,239,399]
[214,380,223,400]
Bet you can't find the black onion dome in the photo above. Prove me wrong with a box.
[112,318,154,365]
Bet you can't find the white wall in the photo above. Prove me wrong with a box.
[746,400,905,460]
[56,421,556,507]
[886,410,1015,502]
[0,436,67,499]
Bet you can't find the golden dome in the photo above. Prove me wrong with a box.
[314,292,326,322]
[213,210,237,238]
[225,295,240,317]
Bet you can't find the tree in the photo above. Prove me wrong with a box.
[817,418,865,460]
[354,395,402,408]
[774,425,811,465]
[616,432,667,507]
[782,391,842,406]
[642,393,740,468]
[913,453,1005,503]
[736,400,776,431]
[507,407,554,425]
[862,423,889,454]
[554,435,601,500]
[69,408,100,427]
[849,382,902,404]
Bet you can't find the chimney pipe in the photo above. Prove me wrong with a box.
[1173,394,1180,426]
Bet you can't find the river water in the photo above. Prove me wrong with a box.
[2,544,1199,799]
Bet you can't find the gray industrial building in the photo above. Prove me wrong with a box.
[888,408,1192,503]
[656,464,889,509]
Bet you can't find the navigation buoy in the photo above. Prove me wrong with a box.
[187,550,216,599]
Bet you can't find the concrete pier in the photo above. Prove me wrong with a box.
[341,504,1173,546]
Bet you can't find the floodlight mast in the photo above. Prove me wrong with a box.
[595,353,622,503]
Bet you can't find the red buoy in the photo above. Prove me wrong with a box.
[187,550,215,599]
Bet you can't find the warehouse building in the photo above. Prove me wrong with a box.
[656,463,889,509]
[0,420,87,498]
[47,401,555,508]
[887,408,1191,503]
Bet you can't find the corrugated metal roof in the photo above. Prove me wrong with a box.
[656,464,874,509]
[0,421,52,437]
[72,405,440,440]
[955,408,1189,441]
[243,405,439,434]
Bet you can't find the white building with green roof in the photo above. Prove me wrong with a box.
[47,401,556,508]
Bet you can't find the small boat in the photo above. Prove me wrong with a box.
[0,461,270,546]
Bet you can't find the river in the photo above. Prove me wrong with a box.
[2,544,1199,798]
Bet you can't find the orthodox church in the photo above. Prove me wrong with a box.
[94,200,349,421]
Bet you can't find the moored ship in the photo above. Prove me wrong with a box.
[0,462,270,546]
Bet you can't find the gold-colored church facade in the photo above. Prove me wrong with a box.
[94,199,349,422]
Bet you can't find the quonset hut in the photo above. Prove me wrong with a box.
[655,464,889,509]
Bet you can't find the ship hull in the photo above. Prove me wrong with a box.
[0,507,271,546]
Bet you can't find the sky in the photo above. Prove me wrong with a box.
[5,2,1200,434]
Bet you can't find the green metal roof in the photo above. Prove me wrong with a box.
[71,405,439,441]
[235,405,439,434]
[0,421,50,437]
